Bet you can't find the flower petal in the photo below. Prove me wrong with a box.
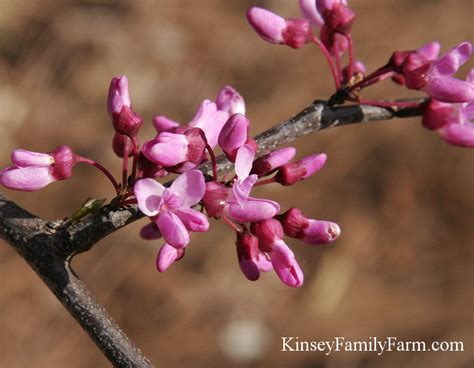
[271,240,304,288]
[0,166,54,191]
[416,42,440,61]
[141,133,188,167]
[134,178,165,217]
[256,251,273,272]
[156,211,190,248]
[431,42,472,76]
[156,243,185,272]
[239,258,261,281]
[235,144,256,180]
[299,0,324,28]
[423,77,474,103]
[227,197,280,223]
[437,122,474,148]
[233,174,257,202]
[11,150,53,167]
[152,115,180,133]
[170,170,206,207]
[175,208,209,232]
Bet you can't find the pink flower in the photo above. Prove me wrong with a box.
[141,128,207,171]
[218,113,250,162]
[274,153,327,186]
[251,219,304,288]
[422,69,474,148]
[236,229,272,281]
[246,7,312,49]
[215,86,246,115]
[278,207,341,245]
[251,147,296,177]
[156,243,185,272]
[134,170,209,248]
[107,76,143,137]
[0,146,78,191]
[203,145,280,222]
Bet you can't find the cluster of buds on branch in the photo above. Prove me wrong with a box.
[247,0,474,147]
[1,0,472,288]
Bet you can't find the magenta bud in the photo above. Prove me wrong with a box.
[246,7,312,49]
[250,218,284,252]
[156,243,185,272]
[246,7,286,45]
[274,153,327,186]
[215,86,246,115]
[183,127,207,164]
[107,76,130,116]
[236,230,261,281]
[218,114,250,162]
[112,133,134,158]
[251,147,296,177]
[112,105,143,137]
[302,219,341,245]
[317,0,354,34]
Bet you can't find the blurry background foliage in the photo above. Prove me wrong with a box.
[0,1,472,367]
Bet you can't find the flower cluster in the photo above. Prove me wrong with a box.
[246,1,474,148]
[0,74,340,288]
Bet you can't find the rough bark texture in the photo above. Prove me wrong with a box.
[0,99,423,367]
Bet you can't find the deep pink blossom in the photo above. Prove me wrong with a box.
[246,7,312,49]
[251,219,304,288]
[236,229,272,281]
[278,207,341,245]
[422,69,474,147]
[203,145,280,222]
[107,76,143,137]
[274,153,327,186]
[215,86,246,115]
[218,113,250,162]
[0,146,78,191]
[134,170,208,248]
[141,128,207,171]
[251,147,296,177]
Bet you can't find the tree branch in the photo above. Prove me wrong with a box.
[0,98,423,366]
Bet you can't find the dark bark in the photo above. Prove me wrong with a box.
[0,99,423,366]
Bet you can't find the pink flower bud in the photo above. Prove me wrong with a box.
[278,207,341,245]
[271,240,304,288]
[215,86,246,115]
[250,218,284,252]
[236,230,261,281]
[246,7,312,49]
[156,243,185,272]
[218,114,250,162]
[299,0,324,28]
[1,145,78,191]
[317,0,354,34]
[274,153,327,186]
[107,76,130,116]
[251,147,296,177]
[112,133,134,158]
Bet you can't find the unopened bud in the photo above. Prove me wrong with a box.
[274,153,327,186]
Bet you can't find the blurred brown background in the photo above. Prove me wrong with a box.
[0,1,473,367]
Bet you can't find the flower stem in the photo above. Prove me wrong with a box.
[130,137,139,185]
[346,34,354,82]
[348,66,393,92]
[311,36,341,90]
[206,144,218,182]
[122,152,129,191]
[77,157,120,195]
[221,215,243,233]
